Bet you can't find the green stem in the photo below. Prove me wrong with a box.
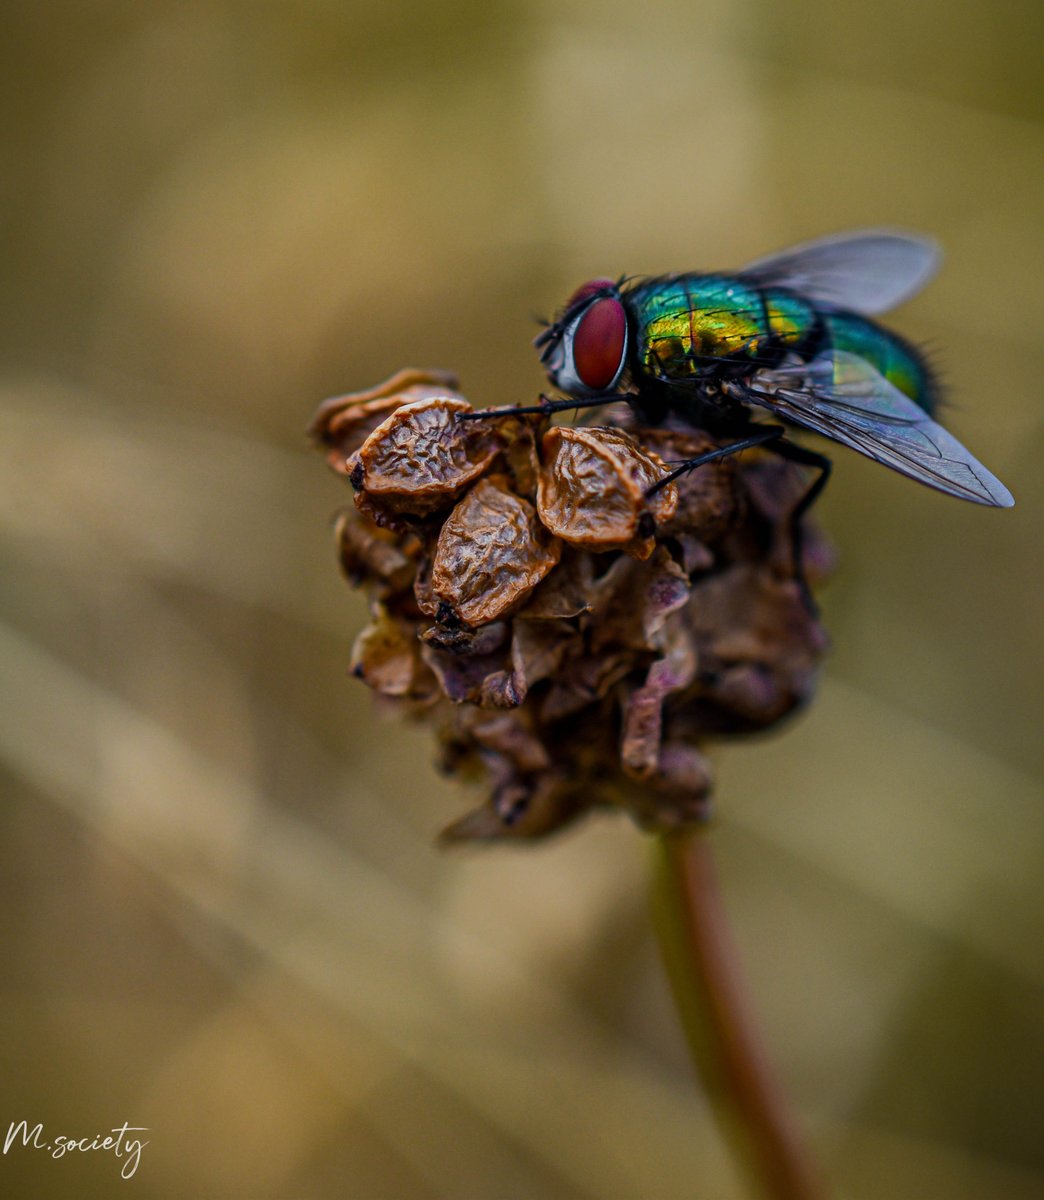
[652,830,828,1200]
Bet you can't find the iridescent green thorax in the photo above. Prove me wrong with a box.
[822,312,934,412]
[630,275,771,381]
[763,289,817,348]
[625,274,935,415]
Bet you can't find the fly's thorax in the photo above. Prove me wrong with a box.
[628,274,773,384]
[762,288,818,350]
[821,311,936,412]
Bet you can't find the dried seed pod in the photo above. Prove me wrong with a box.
[620,630,699,781]
[312,369,834,842]
[430,476,561,626]
[350,603,436,700]
[440,618,574,710]
[452,708,553,775]
[421,639,515,706]
[516,547,593,620]
[439,771,584,842]
[494,411,547,499]
[334,510,416,594]
[682,564,828,730]
[310,368,461,476]
[539,649,633,722]
[737,458,838,586]
[421,618,509,655]
[615,755,713,830]
[348,396,500,515]
[673,533,715,576]
[587,547,691,652]
[638,428,741,542]
[537,426,678,556]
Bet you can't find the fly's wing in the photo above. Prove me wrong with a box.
[751,352,1014,507]
[740,229,940,316]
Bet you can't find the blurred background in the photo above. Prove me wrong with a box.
[1,1,1041,1196]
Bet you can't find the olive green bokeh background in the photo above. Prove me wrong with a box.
[1,2,1041,1197]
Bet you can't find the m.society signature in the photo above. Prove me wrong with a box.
[3,1120,149,1179]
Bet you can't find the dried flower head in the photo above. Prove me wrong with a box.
[310,370,833,841]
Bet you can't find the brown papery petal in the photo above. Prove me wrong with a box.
[537,426,678,551]
[431,476,561,626]
[349,396,499,513]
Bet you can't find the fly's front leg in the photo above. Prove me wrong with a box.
[458,392,634,422]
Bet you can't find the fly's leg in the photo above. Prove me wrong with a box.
[458,392,633,422]
[764,439,833,610]
[645,425,785,494]
[642,425,830,610]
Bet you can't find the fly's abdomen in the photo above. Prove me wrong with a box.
[822,312,936,413]
[631,275,772,383]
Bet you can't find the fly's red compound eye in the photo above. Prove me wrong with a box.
[572,296,627,390]
[566,278,617,309]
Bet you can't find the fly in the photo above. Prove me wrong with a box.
[463,230,1014,540]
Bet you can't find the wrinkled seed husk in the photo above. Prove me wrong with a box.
[537,425,678,556]
[310,368,462,476]
[349,395,500,514]
[430,476,561,626]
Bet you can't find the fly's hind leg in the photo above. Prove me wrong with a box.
[645,425,786,494]
[764,439,833,610]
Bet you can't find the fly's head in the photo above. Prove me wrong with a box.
[535,279,628,396]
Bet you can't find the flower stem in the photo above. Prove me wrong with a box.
[652,830,828,1200]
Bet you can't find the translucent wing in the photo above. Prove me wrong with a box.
[751,352,1014,507]
[740,229,940,315]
